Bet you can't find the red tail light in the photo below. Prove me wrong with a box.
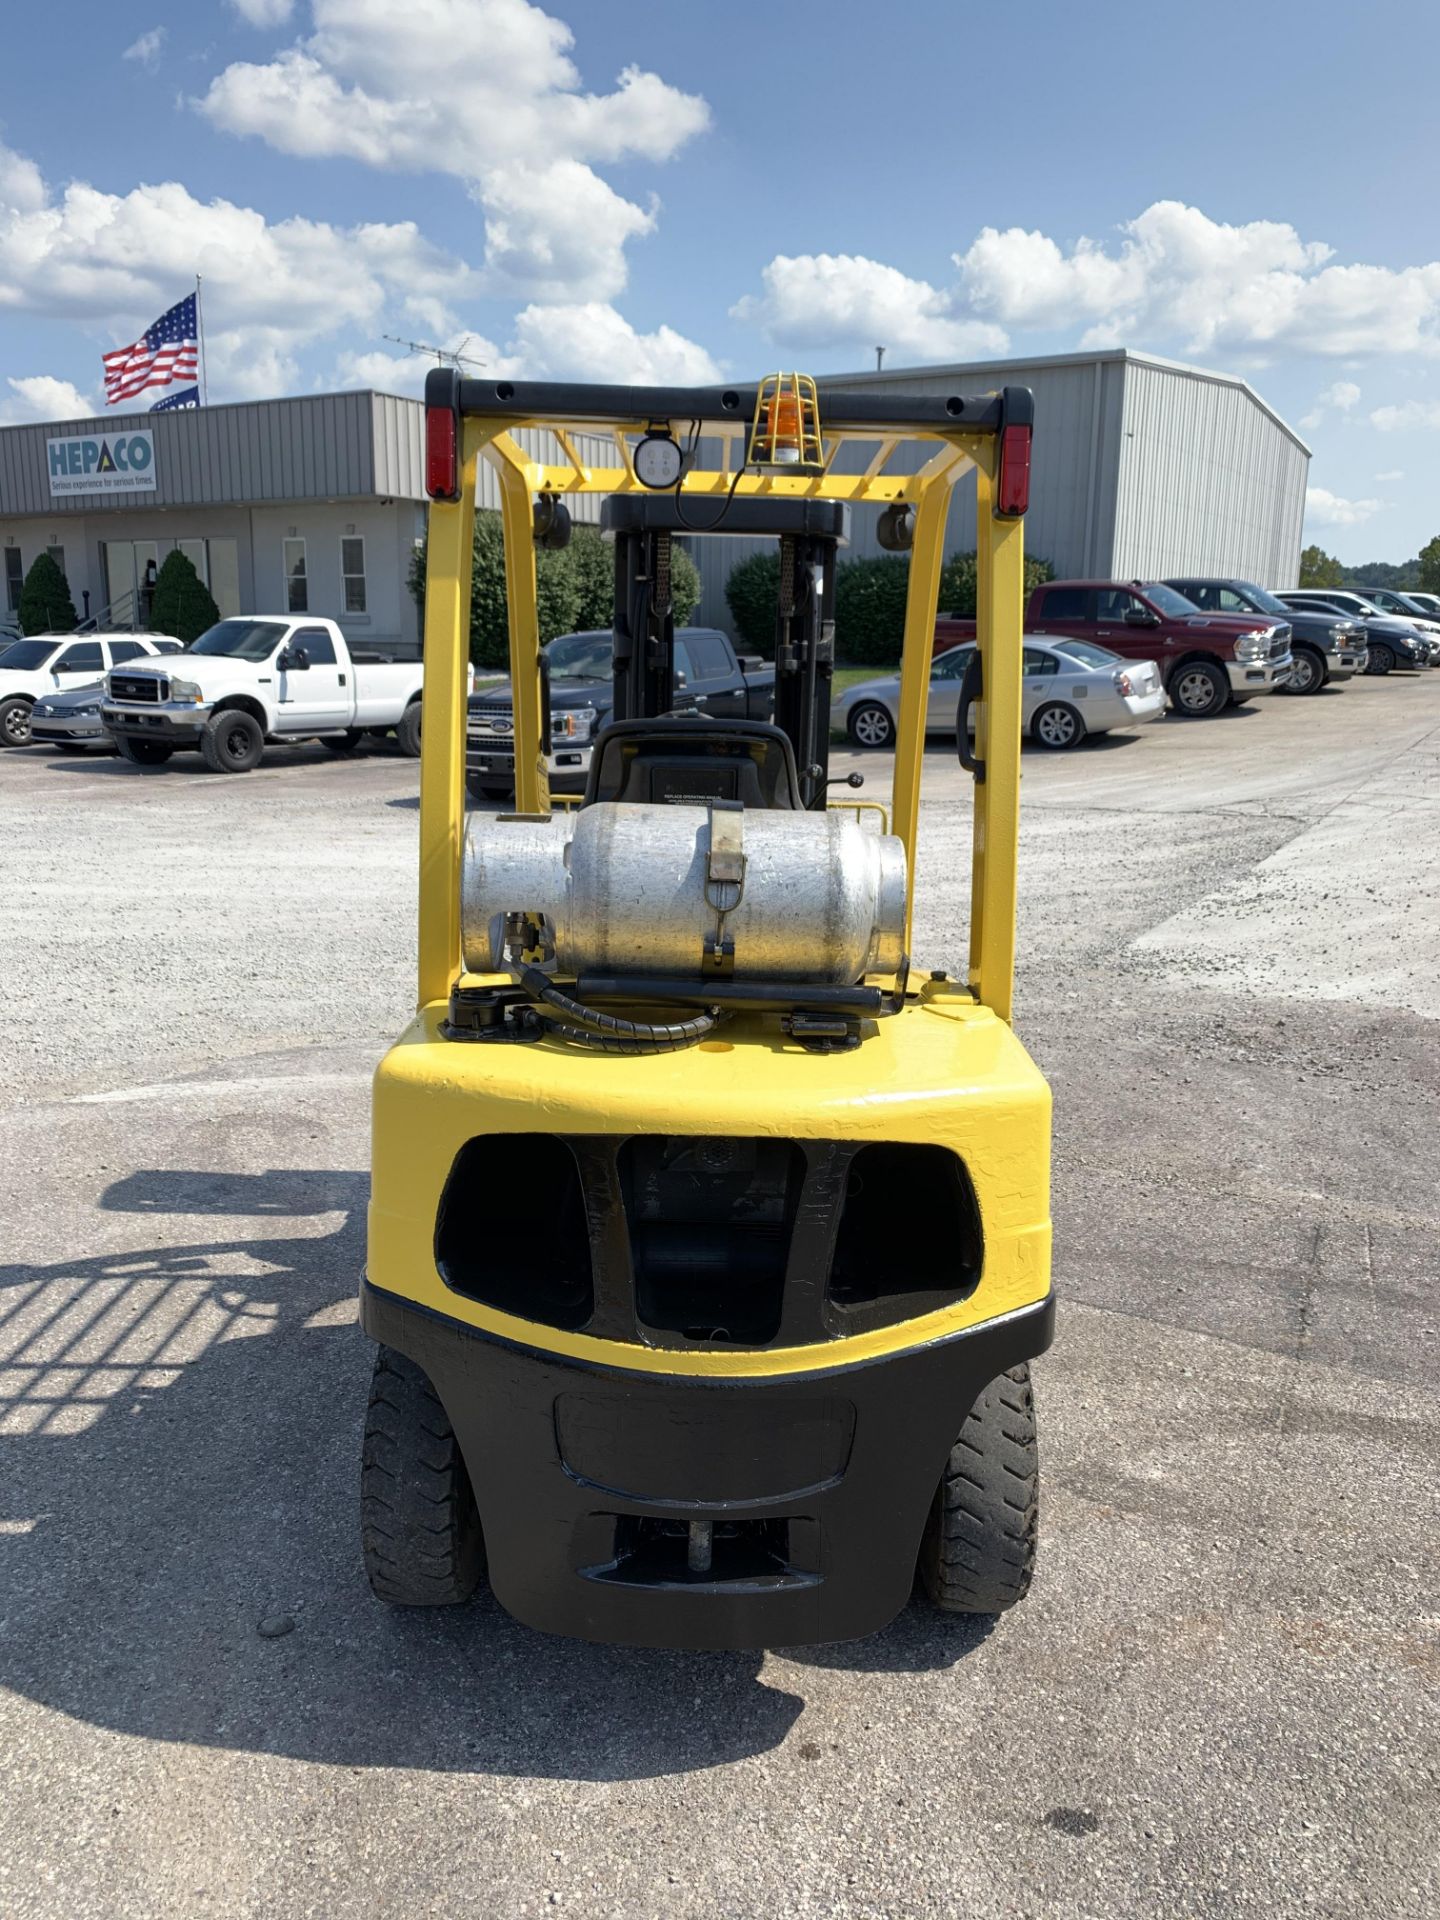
[997,424,1032,517]
[426,405,458,500]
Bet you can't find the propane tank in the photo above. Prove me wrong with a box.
[461,801,907,985]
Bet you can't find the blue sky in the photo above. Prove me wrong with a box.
[2,0,1438,561]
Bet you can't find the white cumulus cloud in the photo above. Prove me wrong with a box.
[229,0,296,25]
[1370,400,1440,431]
[123,28,166,69]
[952,202,1440,359]
[1305,486,1384,528]
[0,143,45,213]
[198,0,709,303]
[0,375,97,423]
[1300,378,1362,428]
[0,149,482,400]
[732,253,1008,362]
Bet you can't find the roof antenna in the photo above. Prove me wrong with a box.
[383,334,487,371]
[875,345,886,371]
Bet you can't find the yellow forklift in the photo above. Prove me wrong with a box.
[359,369,1052,1648]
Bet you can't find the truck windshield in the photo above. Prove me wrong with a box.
[1142,584,1202,617]
[188,620,290,661]
[0,640,59,670]
[1232,582,1291,616]
[544,632,613,681]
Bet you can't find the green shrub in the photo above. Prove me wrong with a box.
[724,551,781,653]
[833,555,913,667]
[407,513,701,668]
[938,549,1055,617]
[18,551,78,636]
[149,549,220,643]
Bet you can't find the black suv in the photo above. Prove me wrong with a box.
[1163,578,1367,694]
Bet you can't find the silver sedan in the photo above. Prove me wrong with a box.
[832,638,1167,751]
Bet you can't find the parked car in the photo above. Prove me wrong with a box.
[1352,589,1440,659]
[1162,577,1367,694]
[101,616,432,773]
[1271,591,1430,674]
[833,637,1165,751]
[466,627,776,798]
[0,632,183,747]
[1402,591,1440,619]
[29,638,184,750]
[940,579,1292,717]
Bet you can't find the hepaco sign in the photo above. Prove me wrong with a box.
[46,429,156,497]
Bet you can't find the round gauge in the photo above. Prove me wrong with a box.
[634,431,684,490]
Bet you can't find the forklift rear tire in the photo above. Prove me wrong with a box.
[361,1346,485,1607]
[917,1363,1038,1615]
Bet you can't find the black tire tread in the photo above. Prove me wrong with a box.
[360,1346,485,1606]
[918,1363,1038,1615]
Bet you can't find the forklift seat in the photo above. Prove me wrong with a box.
[583,716,804,810]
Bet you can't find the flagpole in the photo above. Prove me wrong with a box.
[195,274,209,406]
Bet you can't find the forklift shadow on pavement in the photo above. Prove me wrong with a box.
[0,1168,988,1780]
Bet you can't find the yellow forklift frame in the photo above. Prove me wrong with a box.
[362,373,1052,1648]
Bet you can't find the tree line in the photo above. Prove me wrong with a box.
[1300,540,1440,593]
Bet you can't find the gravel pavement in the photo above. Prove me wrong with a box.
[1,676,1437,1919]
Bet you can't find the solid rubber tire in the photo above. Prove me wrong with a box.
[200,709,265,773]
[361,1346,485,1607]
[917,1363,1039,1615]
[1169,659,1229,718]
[115,736,175,766]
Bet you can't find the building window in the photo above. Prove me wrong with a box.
[284,539,308,613]
[341,536,367,615]
[47,545,65,577]
[4,547,21,614]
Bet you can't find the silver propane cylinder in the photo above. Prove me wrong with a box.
[461,801,907,985]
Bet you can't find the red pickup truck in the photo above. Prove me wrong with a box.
[935,578,1294,718]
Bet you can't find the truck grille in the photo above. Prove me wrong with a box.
[1269,626,1292,659]
[110,673,165,703]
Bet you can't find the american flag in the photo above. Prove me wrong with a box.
[103,294,200,406]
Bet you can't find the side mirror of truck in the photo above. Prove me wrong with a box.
[280,646,310,670]
[1125,607,1160,627]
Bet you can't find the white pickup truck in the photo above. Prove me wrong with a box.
[102,615,433,773]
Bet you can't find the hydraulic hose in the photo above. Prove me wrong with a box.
[512,964,723,1052]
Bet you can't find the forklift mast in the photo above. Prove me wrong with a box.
[603,493,845,809]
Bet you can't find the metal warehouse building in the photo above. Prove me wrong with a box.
[693,349,1310,632]
[0,392,605,657]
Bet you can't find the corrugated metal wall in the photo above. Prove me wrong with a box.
[693,352,1307,632]
[1112,361,1307,586]
[0,393,614,523]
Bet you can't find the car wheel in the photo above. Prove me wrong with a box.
[847,700,896,749]
[1030,701,1085,750]
[917,1364,1038,1615]
[395,700,423,757]
[200,709,265,774]
[322,729,365,754]
[1283,647,1325,695]
[0,697,33,747]
[115,736,174,766]
[1170,660,1229,718]
[1365,642,1394,676]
